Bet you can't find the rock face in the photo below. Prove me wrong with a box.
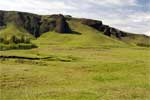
[0,10,128,39]
[81,18,128,39]
[55,15,72,33]
[81,19,103,29]
[104,26,111,36]
[0,11,72,37]
[18,12,41,37]
[0,11,4,26]
[39,17,56,34]
[110,28,127,38]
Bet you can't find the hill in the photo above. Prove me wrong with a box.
[0,10,150,50]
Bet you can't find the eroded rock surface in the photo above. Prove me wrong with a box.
[81,18,128,38]
[55,15,72,33]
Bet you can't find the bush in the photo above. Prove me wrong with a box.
[0,43,37,50]
[20,36,30,43]
[137,43,150,47]
[0,35,37,50]
[0,35,32,44]
[9,35,20,43]
[0,37,4,42]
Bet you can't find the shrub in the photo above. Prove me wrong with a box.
[137,43,150,47]
[0,43,37,50]
[9,35,20,43]
[20,36,30,43]
[0,37,4,42]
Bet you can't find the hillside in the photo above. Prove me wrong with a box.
[0,10,150,50]
[35,20,127,48]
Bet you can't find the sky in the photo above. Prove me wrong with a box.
[0,0,149,36]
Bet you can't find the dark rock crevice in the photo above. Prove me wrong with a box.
[0,11,5,27]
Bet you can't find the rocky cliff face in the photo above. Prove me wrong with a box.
[0,11,72,37]
[0,11,5,27]
[18,12,41,37]
[0,10,142,39]
[81,18,127,39]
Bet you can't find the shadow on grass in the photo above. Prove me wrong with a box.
[58,31,82,35]
[72,31,82,35]
[0,55,79,62]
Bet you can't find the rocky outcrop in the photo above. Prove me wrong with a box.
[0,10,129,39]
[55,15,72,33]
[18,12,41,37]
[39,17,56,34]
[81,18,103,29]
[0,11,72,37]
[110,28,127,38]
[81,18,128,39]
[104,26,111,36]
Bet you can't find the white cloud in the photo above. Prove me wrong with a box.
[129,12,150,22]
[87,0,137,6]
[144,31,150,36]
[0,0,75,14]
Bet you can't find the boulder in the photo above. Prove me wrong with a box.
[55,15,72,33]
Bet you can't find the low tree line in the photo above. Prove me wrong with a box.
[0,35,31,44]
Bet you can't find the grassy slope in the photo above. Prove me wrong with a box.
[0,20,150,100]
[121,34,150,46]
[0,23,33,39]
[35,20,128,48]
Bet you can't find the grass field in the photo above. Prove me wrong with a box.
[0,20,150,100]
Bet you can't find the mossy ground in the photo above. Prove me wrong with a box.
[0,20,150,100]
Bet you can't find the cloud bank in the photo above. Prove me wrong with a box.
[0,0,149,36]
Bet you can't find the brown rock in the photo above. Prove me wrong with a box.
[55,15,72,33]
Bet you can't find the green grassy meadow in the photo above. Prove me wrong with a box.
[0,20,150,100]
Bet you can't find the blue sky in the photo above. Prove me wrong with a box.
[0,0,149,36]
